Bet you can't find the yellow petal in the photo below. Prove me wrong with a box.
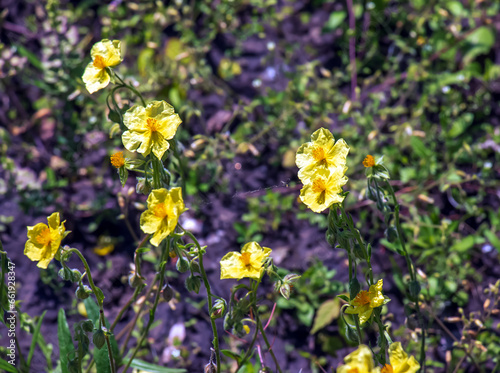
[151,132,169,160]
[389,342,420,373]
[123,105,148,130]
[220,252,245,280]
[139,209,163,235]
[122,130,144,153]
[157,114,182,140]
[369,279,385,308]
[82,63,110,94]
[90,39,122,67]
[337,345,380,373]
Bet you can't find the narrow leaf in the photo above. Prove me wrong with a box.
[58,309,75,373]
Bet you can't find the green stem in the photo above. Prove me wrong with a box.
[64,248,115,372]
[113,72,146,107]
[236,322,260,371]
[182,229,221,373]
[384,180,426,371]
[151,154,163,190]
[104,334,116,373]
[122,239,170,371]
[255,313,282,373]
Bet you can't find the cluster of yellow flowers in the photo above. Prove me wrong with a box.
[295,128,350,212]
[338,343,420,373]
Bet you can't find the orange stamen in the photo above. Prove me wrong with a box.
[363,155,375,168]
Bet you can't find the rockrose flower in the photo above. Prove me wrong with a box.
[140,187,187,246]
[220,242,272,280]
[337,345,380,373]
[345,279,389,325]
[296,127,349,183]
[122,100,182,160]
[299,167,348,212]
[82,39,122,94]
[25,212,67,269]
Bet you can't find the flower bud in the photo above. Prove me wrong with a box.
[58,267,73,282]
[185,275,201,294]
[190,260,201,273]
[75,285,92,300]
[210,299,226,319]
[176,256,189,273]
[81,320,94,332]
[162,284,174,302]
[326,229,337,247]
[128,271,144,288]
[136,177,152,195]
[71,269,83,282]
[353,244,367,260]
[92,329,106,349]
[279,283,291,300]
[385,227,398,243]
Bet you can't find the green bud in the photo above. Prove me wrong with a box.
[81,320,94,333]
[58,267,73,282]
[136,177,152,195]
[128,271,144,288]
[92,329,106,349]
[353,244,367,260]
[279,283,291,300]
[190,260,201,273]
[223,314,233,330]
[162,284,174,302]
[71,269,83,282]
[185,275,201,294]
[176,256,190,273]
[345,323,359,344]
[75,285,92,300]
[326,229,337,247]
[385,227,398,243]
[204,361,217,373]
[210,299,226,319]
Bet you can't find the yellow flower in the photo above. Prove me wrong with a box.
[363,154,376,168]
[25,212,66,269]
[296,127,349,183]
[110,151,125,168]
[345,279,388,325]
[93,244,115,256]
[82,39,122,94]
[381,343,420,373]
[140,187,187,246]
[220,242,272,280]
[337,345,381,373]
[122,100,182,160]
[299,167,348,213]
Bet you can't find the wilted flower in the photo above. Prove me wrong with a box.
[296,127,349,183]
[25,212,67,269]
[337,345,381,373]
[140,187,187,246]
[122,100,182,160]
[345,279,389,325]
[381,342,420,373]
[220,242,272,280]
[299,168,348,213]
[82,39,122,94]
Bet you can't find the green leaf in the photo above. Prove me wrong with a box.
[322,11,346,33]
[463,27,495,64]
[129,359,187,373]
[14,44,43,70]
[119,167,128,188]
[450,235,475,253]
[337,294,350,303]
[27,310,46,368]
[484,230,500,253]
[221,349,242,363]
[0,357,18,372]
[311,298,340,334]
[58,309,75,373]
[108,110,121,124]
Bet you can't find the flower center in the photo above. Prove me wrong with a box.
[381,364,394,373]
[110,151,125,168]
[311,177,327,194]
[240,252,253,268]
[36,227,52,246]
[93,55,107,69]
[153,203,168,219]
[312,146,326,162]
[352,290,371,306]
[347,369,360,373]
[146,117,160,132]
